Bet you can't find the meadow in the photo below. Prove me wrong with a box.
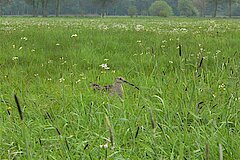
[0,17,239,159]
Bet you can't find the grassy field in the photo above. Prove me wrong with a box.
[0,17,239,159]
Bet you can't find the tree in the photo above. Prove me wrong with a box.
[165,0,179,15]
[92,0,118,17]
[0,0,10,16]
[226,0,238,17]
[41,0,48,17]
[55,0,60,16]
[24,0,40,16]
[207,0,224,17]
[149,0,172,17]
[193,0,206,16]
[128,5,137,17]
[178,0,198,16]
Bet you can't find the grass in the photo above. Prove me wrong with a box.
[0,17,239,159]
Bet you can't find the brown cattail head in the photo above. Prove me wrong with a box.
[14,94,23,121]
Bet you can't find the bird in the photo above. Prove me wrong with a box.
[90,77,139,97]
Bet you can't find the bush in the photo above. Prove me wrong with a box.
[128,5,137,17]
[178,0,198,16]
[149,1,172,17]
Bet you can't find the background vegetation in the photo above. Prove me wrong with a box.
[1,0,240,17]
[0,17,239,159]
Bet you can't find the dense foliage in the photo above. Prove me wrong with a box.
[0,0,240,17]
[178,0,198,16]
[149,0,172,17]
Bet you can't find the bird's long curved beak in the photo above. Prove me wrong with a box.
[122,80,139,90]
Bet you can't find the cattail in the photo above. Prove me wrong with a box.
[55,127,61,136]
[14,94,23,121]
[205,143,209,160]
[135,126,140,139]
[84,143,89,150]
[105,115,114,149]
[198,57,204,68]
[65,137,70,151]
[149,109,156,130]
[179,44,182,57]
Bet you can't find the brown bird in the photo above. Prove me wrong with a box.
[90,77,139,97]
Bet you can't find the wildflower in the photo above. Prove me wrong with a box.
[137,40,142,43]
[31,49,35,52]
[56,43,60,46]
[34,74,39,77]
[169,61,173,64]
[104,59,109,61]
[19,47,23,50]
[100,138,111,149]
[100,143,109,149]
[12,56,19,60]
[59,77,65,83]
[61,61,67,65]
[218,83,226,90]
[162,40,167,43]
[79,73,84,77]
[7,106,12,115]
[76,79,81,84]
[47,78,52,81]
[99,63,110,70]
[21,37,28,41]
[71,34,78,38]
[135,24,144,31]
[48,60,53,64]
[12,45,16,48]
[216,50,221,54]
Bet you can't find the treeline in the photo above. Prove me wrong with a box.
[0,0,240,17]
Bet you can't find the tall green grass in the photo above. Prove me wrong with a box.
[0,17,239,159]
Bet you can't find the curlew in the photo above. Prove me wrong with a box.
[90,77,139,97]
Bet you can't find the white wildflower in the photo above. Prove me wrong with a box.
[59,77,65,83]
[21,37,28,41]
[135,24,144,31]
[76,79,81,84]
[48,60,53,64]
[12,56,19,60]
[99,63,110,70]
[71,34,78,38]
